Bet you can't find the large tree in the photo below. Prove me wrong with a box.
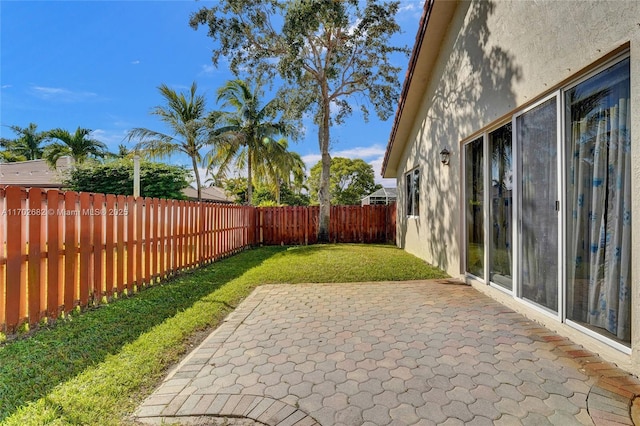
[44,127,107,165]
[1,123,49,161]
[210,79,292,205]
[127,82,210,200]
[190,0,407,241]
[308,157,381,205]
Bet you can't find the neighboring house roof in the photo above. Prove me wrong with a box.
[363,187,397,200]
[361,187,397,205]
[382,0,458,178]
[182,186,234,203]
[0,156,73,188]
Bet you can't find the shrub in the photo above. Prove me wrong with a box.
[64,159,189,199]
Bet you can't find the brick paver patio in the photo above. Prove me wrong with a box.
[135,280,635,425]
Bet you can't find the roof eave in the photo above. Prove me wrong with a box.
[382,0,459,178]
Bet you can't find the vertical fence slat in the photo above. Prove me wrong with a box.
[93,194,105,302]
[79,192,91,307]
[46,191,62,317]
[63,192,78,313]
[144,198,152,285]
[5,187,24,330]
[159,199,166,278]
[105,195,115,295]
[171,200,179,273]
[116,195,125,293]
[176,201,183,270]
[126,196,135,289]
[27,188,43,325]
[0,188,5,330]
[135,197,143,286]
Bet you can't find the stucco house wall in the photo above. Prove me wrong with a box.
[385,0,640,374]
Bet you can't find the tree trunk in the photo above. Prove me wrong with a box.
[191,154,203,201]
[247,148,253,205]
[317,97,331,243]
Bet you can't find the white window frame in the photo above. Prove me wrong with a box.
[405,167,420,217]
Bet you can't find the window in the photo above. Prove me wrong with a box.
[405,168,420,216]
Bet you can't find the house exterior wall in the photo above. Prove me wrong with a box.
[395,0,640,374]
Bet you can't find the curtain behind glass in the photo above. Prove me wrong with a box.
[566,58,631,342]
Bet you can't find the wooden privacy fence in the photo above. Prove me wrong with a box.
[257,204,396,245]
[0,186,396,333]
[0,186,256,333]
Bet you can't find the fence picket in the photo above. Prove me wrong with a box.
[93,193,105,301]
[63,192,78,313]
[27,188,44,324]
[105,194,116,295]
[0,188,5,329]
[5,187,24,331]
[79,192,91,307]
[116,195,125,293]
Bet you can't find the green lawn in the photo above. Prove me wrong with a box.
[0,244,447,425]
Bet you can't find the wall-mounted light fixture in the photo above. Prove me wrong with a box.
[440,148,450,165]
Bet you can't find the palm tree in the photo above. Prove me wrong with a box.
[44,127,107,165]
[1,123,49,160]
[127,82,210,200]
[256,138,306,204]
[210,79,291,204]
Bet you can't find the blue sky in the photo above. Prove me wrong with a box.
[0,0,424,186]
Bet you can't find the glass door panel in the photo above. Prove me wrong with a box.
[465,137,484,278]
[489,124,513,290]
[565,58,631,344]
[517,97,558,312]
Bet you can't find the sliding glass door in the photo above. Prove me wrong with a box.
[463,54,631,348]
[516,97,559,312]
[565,58,631,344]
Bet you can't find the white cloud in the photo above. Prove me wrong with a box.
[30,85,98,102]
[368,156,396,186]
[331,145,387,160]
[398,0,425,17]
[131,60,141,65]
[301,144,394,186]
[91,129,129,149]
[199,64,217,75]
[301,153,322,171]
[1,84,12,89]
